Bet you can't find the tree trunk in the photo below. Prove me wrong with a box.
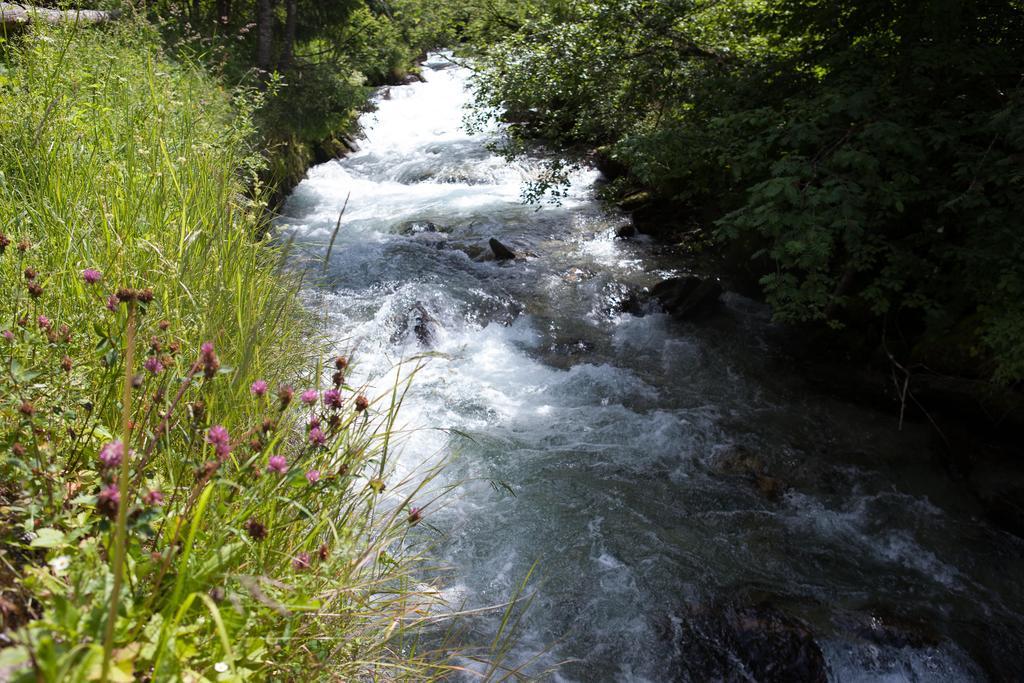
[256,0,276,87]
[216,0,231,28]
[279,0,297,71]
[1,3,119,32]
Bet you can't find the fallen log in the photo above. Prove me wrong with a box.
[1,3,119,33]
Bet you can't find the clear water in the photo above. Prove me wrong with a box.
[278,54,1024,681]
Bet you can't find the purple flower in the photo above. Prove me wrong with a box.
[106,294,119,312]
[292,552,311,571]
[3,330,13,342]
[408,507,423,525]
[37,315,51,330]
[143,356,164,375]
[323,389,342,409]
[207,425,229,447]
[143,489,164,506]
[98,441,125,469]
[250,380,268,397]
[305,469,321,484]
[308,427,326,447]
[97,485,120,518]
[266,455,288,474]
[307,415,321,429]
[207,425,231,458]
[300,389,318,405]
[199,341,220,378]
[81,268,102,285]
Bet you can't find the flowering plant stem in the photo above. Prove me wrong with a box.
[101,301,136,683]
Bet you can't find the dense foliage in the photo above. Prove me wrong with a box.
[466,0,1024,383]
[133,0,455,196]
[0,21,451,680]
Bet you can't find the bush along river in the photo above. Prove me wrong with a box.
[277,53,1024,682]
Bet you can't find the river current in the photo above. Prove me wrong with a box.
[278,54,1024,681]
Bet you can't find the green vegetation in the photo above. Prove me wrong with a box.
[0,19,454,681]
[461,0,1024,384]
[142,0,459,201]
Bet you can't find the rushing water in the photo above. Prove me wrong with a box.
[278,54,1024,681]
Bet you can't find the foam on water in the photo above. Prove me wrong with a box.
[280,54,1024,681]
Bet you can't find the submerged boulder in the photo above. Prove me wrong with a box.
[650,276,722,320]
[396,220,442,235]
[665,602,829,683]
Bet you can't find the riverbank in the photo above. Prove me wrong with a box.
[0,21,454,680]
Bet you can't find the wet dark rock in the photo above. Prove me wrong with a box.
[412,232,448,249]
[561,267,594,283]
[412,302,437,346]
[714,445,789,501]
[489,238,516,261]
[714,445,767,477]
[755,474,787,501]
[551,339,596,356]
[833,610,942,650]
[389,302,440,347]
[593,146,629,181]
[451,243,487,261]
[665,602,829,682]
[599,282,646,319]
[615,223,637,240]
[650,276,722,321]
[397,220,443,235]
[971,474,1024,539]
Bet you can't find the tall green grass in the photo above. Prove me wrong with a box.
[0,20,460,681]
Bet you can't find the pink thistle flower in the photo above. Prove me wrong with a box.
[267,455,288,474]
[308,427,326,447]
[250,380,268,397]
[106,294,119,312]
[206,425,231,459]
[143,489,164,506]
[37,315,51,330]
[292,552,311,571]
[143,356,164,375]
[300,389,318,405]
[307,415,321,429]
[98,440,125,469]
[408,507,423,525]
[3,330,14,341]
[81,268,102,284]
[97,485,120,518]
[323,389,342,409]
[207,425,229,448]
[305,469,321,484]
[199,342,220,378]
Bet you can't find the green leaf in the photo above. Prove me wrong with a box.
[30,527,66,548]
[10,358,40,384]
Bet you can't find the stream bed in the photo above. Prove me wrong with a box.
[278,54,1024,682]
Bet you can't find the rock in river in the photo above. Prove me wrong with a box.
[489,237,516,261]
[650,276,722,320]
[665,602,829,683]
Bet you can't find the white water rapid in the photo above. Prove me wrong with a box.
[278,54,1024,681]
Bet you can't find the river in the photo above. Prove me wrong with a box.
[277,53,1024,682]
